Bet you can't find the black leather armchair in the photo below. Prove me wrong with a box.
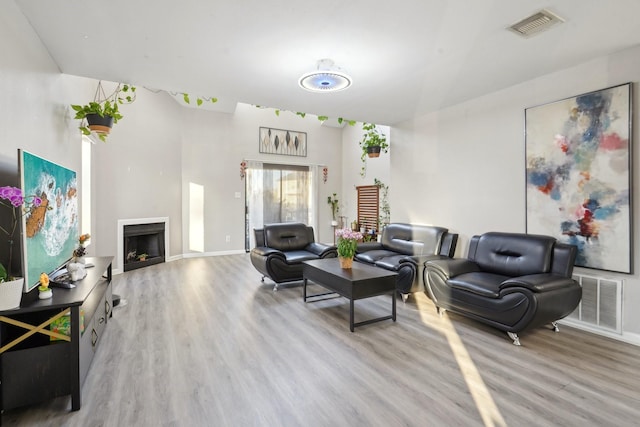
[424,232,582,345]
[250,222,336,290]
[355,223,458,300]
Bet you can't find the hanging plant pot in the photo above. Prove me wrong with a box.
[367,146,381,158]
[86,114,114,134]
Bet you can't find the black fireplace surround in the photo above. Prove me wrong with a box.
[123,222,165,272]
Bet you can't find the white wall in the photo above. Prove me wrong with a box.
[0,0,344,272]
[392,44,640,343]
[180,104,344,251]
[0,0,88,175]
[91,87,184,268]
[0,0,97,273]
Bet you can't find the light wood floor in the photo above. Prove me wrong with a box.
[3,254,640,426]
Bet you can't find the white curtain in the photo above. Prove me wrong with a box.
[245,161,317,250]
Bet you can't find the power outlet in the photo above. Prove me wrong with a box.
[225,235,231,243]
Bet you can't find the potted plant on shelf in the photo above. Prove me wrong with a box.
[71,81,136,142]
[327,193,339,226]
[359,122,388,177]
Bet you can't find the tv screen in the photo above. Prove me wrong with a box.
[19,150,78,292]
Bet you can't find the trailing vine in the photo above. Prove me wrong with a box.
[374,178,390,230]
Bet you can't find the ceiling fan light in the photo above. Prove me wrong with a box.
[298,71,352,92]
[298,59,352,92]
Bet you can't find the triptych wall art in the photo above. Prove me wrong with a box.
[259,127,307,157]
[525,83,632,273]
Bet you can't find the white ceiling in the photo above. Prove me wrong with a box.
[14,0,640,125]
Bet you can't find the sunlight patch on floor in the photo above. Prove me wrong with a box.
[414,293,507,427]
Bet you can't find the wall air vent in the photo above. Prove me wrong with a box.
[508,9,564,38]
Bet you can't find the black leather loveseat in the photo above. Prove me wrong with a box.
[355,223,458,300]
[250,222,336,290]
[424,232,582,345]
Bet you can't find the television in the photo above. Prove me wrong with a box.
[19,150,78,292]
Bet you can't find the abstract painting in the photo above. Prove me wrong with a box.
[259,127,307,157]
[525,83,632,273]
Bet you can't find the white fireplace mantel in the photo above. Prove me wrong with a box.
[117,217,169,274]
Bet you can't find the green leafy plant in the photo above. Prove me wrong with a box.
[71,82,137,142]
[254,105,356,126]
[327,193,339,220]
[374,178,390,230]
[181,93,218,106]
[335,228,363,258]
[359,123,388,177]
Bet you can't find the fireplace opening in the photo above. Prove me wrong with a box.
[123,222,166,272]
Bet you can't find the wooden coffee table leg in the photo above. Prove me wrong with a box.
[303,278,307,302]
[392,291,396,321]
[350,298,355,332]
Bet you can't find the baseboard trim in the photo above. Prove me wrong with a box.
[112,251,246,275]
[560,319,640,347]
[182,250,246,258]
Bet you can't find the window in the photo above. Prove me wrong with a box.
[81,135,92,236]
[245,162,314,250]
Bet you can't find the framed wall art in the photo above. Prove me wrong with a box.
[259,127,307,157]
[525,83,632,273]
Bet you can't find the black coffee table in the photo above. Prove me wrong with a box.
[302,259,397,332]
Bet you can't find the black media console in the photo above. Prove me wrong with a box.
[0,256,113,414]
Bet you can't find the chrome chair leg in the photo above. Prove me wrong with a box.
[551,321,559,332]
[507,331,521,346]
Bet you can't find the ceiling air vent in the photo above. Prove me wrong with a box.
[508,9,564,38]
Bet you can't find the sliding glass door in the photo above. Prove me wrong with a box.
[245,162,315,250]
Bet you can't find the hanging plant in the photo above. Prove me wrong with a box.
[359,123,388,177]
[71,81,137,142]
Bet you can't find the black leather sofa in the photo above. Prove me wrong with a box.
[250,222,336,290]
[424,232,582,345]
[355,223,458,300]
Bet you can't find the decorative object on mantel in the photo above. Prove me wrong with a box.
[0,185,45,303]
[359,123,388,177]
[38,272,52,300]
[259,127,307,157]
[525,82,632,273]
[322,166,328,183]
[71,81,137,142]
[335,228,363,269]
[240,161,247,180]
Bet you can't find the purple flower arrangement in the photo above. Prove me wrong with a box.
[0,186,43,281]
[335,228,363,258]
